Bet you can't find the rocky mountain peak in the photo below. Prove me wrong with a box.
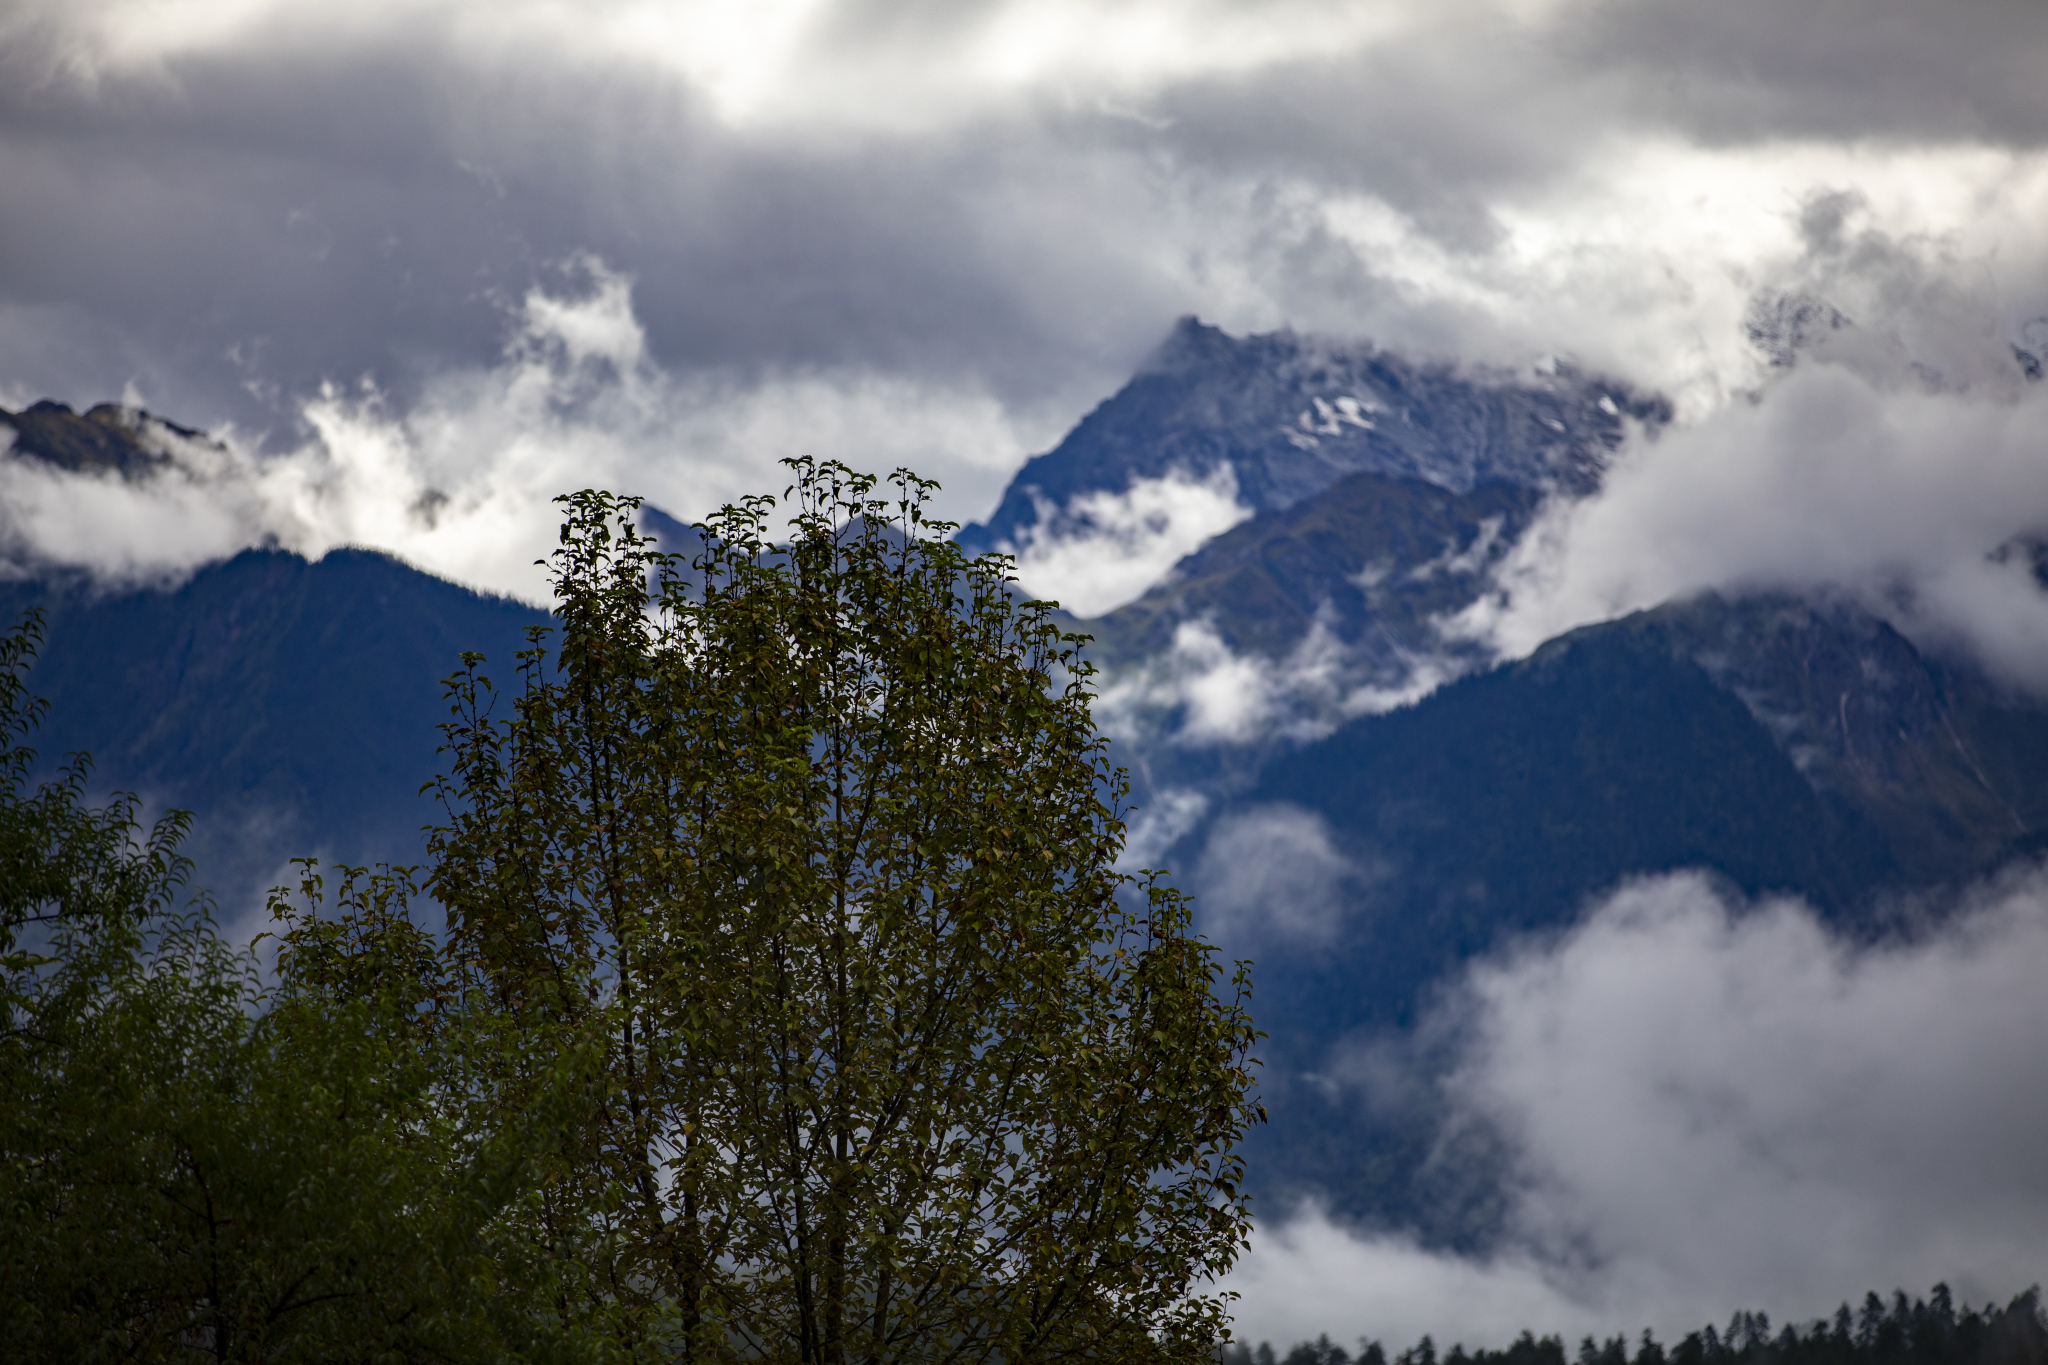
[0,400,215,480]
[957,317,1669,558]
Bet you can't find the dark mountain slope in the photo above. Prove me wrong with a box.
[1218,615,1889,1235]
[1208,593,2048,1233]
[0,398,202,476]
[1643,594,2048,882]
[0,548,550,918]
[1216,594,2048,1051]
[1082,470,1540,668]
[1211,616,1894,1045]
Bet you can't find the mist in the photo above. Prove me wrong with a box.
[1227,866,2048,1350]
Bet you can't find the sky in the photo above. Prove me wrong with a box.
[6,0,2048,1348]
[4,0,2048,600]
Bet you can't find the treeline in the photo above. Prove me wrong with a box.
[1228,1286,2048,1365]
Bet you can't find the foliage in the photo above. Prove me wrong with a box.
[0,608,618,1361]
[384,460,1262,1363]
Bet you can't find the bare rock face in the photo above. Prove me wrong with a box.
[956,316,1668,557]
[0,399,214,479]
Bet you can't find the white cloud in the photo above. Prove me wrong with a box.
[1449,208,2048,690]
[1004,465,1252,618]
[9,0,1422,131]
[1195,803,1369,947]
[9,0,2048,607]
[1095,614,1460,749]
[1118,786,1210,872]
[0,260,1040,600]
[1228,1213,1602,1353]
[1226,866,2048,1350]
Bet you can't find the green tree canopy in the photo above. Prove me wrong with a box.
[1,608,620,1362]
[393,460,1262,1362]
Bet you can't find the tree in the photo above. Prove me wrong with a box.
[407,460,1261,1362]
[1,608,618,1361]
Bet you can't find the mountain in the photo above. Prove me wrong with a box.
[1082,470,1539,671]
[0,548,549,922]
[0,398,203,476]
[1199,591,2048,1034]
[1187,591,2048,1234]
[957,316,1669,558]
[6,319,2048,1251]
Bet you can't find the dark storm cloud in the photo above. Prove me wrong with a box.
[0,3,1256,442]
[1571,0,2048,149]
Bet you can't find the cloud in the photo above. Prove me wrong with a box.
[1095,615,1459,749]
[1195,803,1372,947]
[1227,1214,1601,1354]
[1570,0,2048,149]
[0,260,1042,599]
[1225,866,2048,1350]
[1452,206,2048,690]
[1117,785,1210,873]
[1005,464,1252,617]
[1,0,1416,131]
[7,0,2048,571]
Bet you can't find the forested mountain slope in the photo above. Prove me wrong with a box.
[0,549,548,919]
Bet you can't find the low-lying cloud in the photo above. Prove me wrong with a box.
[1226,866,2048,1351]
[1095,615,1460,749]
[1195,803,1371,947]
[1455,204,2048,691]
[0,261,1044,601]
[1005,465,1252,617]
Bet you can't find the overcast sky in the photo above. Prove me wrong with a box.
[4,0,2047,560]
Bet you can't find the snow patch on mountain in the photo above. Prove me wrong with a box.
[957,318,1663,594]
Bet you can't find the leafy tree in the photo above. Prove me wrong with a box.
[398,461,1262,1362]
[1,609,617,1361]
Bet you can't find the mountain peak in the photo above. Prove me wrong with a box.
[958,319,1669,559]
[1140,314,1241,374]
[0,399,214,479]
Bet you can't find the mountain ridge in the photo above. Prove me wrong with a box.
[957,316,1668,559]
[0,398,206,478]
[6,318,2047,1249]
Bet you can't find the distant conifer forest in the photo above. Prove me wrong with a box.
[1227,1286,2048,1365]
